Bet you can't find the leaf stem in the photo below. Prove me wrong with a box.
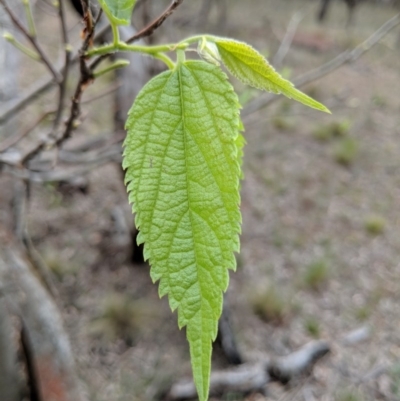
[153,53,175,69]
[85,34,214,58]
[93,59,130,78]
[111,22,119,47]
[177,48,185,64]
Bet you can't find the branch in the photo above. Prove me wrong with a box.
[243,13,400,117]
[3,145,122,183]
[267,340,330,383]
[89,0,184,71]
[272,9,306,69]
[0,22,111,126]
[16,3,98,165]
[0,0,62,82]
[52,0,71,131]
[168,340,330,400]
[0,110,54,153]
[53,2,97,149]
[127,0,184,43]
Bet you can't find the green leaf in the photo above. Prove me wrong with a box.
[98,0,136,26]
[215,38,331,113]
[123,61,242,401]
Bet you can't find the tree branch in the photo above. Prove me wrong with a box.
[0,0,62,82]
[243,13,400,117]
[89,0,184,71]
[52,0,71,131]
[0,22,111,126]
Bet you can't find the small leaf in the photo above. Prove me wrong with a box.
[215,38,330,113]
[123,61,242,401]
[197,37,221,66]
[98,0,136,26]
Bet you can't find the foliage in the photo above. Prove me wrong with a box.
[91,1,330,399]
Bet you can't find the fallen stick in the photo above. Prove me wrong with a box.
[267,340,330,383]
[168,340,330,400]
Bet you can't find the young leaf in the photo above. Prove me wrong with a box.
[214,38,330,113]
[98,0,136,26]
[123,61,242,401]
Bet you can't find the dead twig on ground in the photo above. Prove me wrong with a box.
[168,340,330,399]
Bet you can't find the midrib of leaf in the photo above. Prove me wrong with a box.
[178,64,223,400]
[188,67,241,245]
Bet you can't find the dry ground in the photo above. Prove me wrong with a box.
[2,0,400,400]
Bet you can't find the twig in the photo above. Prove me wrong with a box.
[52,0,71,131]
[268,340,330,383]
[54,1,96,148]
[168,340,330,400]
[0,0,62,82]
[0,75,55,125]
[5,149,122,183]
[127,0,184,43]
[20,131,52,166]
[243,13,400,117]
[81,83,121,104]
[18,2,97,165]
[0,110,54,153]
[89,0,184,71]
[273,10,306,69]
[0,22,111,126]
